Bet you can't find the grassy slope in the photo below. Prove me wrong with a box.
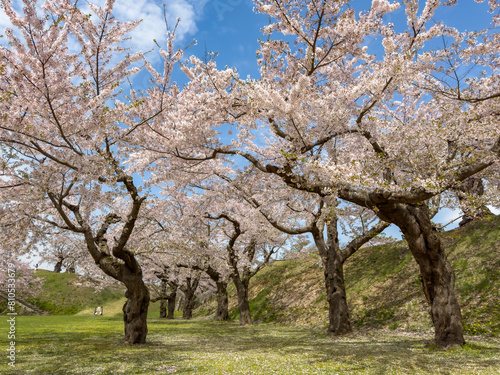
[196,214,500,336]
[21,270,124,315]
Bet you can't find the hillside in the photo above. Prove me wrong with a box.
[195,214,500,336]
[0,270,125,315]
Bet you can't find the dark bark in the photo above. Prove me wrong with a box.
[205,214,277,326]
[151,291,176,319]
[215,281,230,321]
[456,176,492,226]
[312,216,352,336]
[376,202,465,348]
[53,256,64,273]
[121,267,150,345]
[153,268,178,319]
[237,190,390,336]
[323,253,351,335]
[42,149,148,344]
[159,279,167,318]
[233,275,252,325]
[166,291,176,319]
[159,299,167,318]
[177,264,230,321]
[181,276,199,319]
[82,210,150,345]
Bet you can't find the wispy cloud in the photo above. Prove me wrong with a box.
[77,0,204,52]
[0,2,15,33]
[113,0,200,50]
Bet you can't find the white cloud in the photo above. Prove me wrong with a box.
[74,0,201,51]
[0,9,13,31]
[488,206,500,215]
[111,0,201,52]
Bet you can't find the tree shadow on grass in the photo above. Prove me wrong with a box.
[147,320,500,374]
[8,317,500,375]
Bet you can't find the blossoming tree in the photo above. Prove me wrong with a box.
[0,0,192,344]
[175,0,499,347]
[219,168,391,335]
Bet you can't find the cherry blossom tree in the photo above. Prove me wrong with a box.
[178,271,201,319]
[189,261,231,321]
[139,187,283,325]
[146,180,290,326]
[0,252,41,300]
[149,264,179,319]
[176,242,233,321]
[134,193,231,321]
[37,232,88,273]
[0,0,193,344]
[173,0,499,347]
[218,168,390,335]
[199,192,289,326]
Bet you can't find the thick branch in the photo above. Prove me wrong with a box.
[340,220,390,262]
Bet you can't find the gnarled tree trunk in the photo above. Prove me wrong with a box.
[167,291,176,319]
[233,276,252,325]
[153,268,178,320]
[53,256,64,273]
[322,251,351,335]
[181,276,199,319]
[312,217,352,336]
[215,281,230,321]
[377,202,465,348]
[122,268,150,345]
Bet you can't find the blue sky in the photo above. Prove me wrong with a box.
[168,0,493,80]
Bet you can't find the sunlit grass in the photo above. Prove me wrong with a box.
[1,316,499,374]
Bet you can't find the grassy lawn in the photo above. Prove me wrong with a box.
[1,316,499,374]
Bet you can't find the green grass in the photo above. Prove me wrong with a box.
[1,315,499,374]
[0,217,499,373]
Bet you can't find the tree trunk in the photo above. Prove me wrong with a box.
[322,252,351,335]
[167,291,176,319]
[215,281,230,321]
[377,202,465,348]
[53,258,63,273]
[182,295,195,319]
[313,217,352,336]
[233,276,252,325]
[457,176,492,226]
[159,279,167,318]
[159,300,167,318]
[181,277,199,320]
[122,269,150,345]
